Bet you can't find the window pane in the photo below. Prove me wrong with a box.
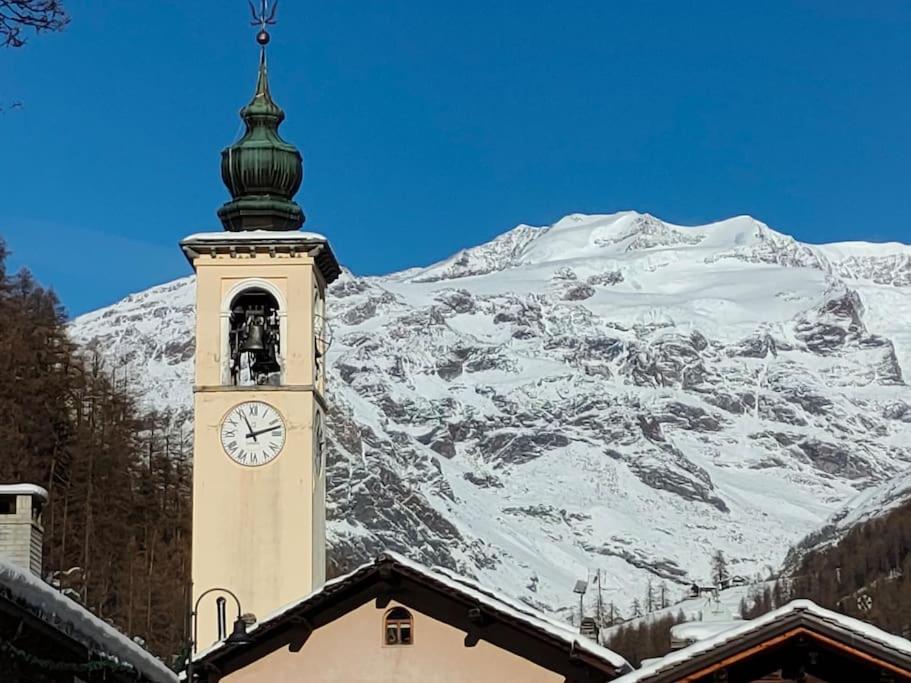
[386,625,399,645]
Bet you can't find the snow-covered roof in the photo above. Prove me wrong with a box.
[613,599,911,682]
[191,551,631,677]
[0,483,48,500]
[180,230,328,244]
[389,552,631,671]
[669,619,744,646]
[0,558,176,683]
[638,656,665,668]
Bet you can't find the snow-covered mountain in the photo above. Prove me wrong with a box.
[69,211,911,620]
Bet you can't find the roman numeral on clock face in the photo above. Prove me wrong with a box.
[220,401,286,467]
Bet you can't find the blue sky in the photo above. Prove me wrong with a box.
[1,1,909,315]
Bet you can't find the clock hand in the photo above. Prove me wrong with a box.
[241,414,258,442]
[245,425,280,439]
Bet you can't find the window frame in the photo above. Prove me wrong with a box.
[382,606,414,647]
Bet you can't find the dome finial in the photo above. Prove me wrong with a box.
[250,0,277,47]
[248,1,277,106]
[217,0,304,232]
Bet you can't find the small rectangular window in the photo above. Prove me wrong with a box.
[0,496,15,515]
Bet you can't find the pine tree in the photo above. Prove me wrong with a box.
[644,578,655,613]
[711,549,729,586]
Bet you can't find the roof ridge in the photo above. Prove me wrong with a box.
[614,597,911,682]
[192,551,631,674]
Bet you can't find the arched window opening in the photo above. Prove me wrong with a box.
[216,597,228,641]
[229,288,281,386]
[384,607,413,646]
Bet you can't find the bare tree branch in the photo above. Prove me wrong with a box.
[1,1,69,48]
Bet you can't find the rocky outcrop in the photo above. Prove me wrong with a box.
[69,210,911,620]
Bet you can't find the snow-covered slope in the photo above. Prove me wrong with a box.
[69,211,911,619]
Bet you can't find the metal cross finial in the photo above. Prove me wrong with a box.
[248,0,278,45]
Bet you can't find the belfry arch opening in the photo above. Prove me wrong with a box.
[228,287,282,386]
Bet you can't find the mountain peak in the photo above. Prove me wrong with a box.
[403,212,824,285]
[68,209,911,622]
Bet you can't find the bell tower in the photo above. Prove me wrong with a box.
[182,12,339,650]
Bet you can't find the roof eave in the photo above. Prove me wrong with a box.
[192,555,628,680]
[628,608,911,682]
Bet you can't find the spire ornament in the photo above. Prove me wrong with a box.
[249,0,277,46]
[218,0,304,232]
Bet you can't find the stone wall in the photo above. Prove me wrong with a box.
[0,493,43,575]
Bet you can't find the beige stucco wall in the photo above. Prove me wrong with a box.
[223,601,565,683]
[191,250,327,649]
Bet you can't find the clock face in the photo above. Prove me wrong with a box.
[220,401,286,467]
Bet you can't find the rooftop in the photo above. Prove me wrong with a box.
[0,557,177,683]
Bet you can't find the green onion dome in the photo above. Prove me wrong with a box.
[217,50,304,231]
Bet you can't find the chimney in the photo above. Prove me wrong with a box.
[0,484,47,576]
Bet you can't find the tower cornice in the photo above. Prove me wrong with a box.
[179,230,341,284]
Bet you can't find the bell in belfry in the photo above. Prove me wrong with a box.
[243,312,281,382]
[228,295,283,386]
[241,317,267,352]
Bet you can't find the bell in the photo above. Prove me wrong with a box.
[241,323,266,352]
[250,346,281,379]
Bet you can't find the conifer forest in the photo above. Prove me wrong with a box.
[0,243,191,663]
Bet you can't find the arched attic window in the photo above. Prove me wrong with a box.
[384,607,413,646]
[228,287,282,386]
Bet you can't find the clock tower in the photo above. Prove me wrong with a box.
[181,24,339,650]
